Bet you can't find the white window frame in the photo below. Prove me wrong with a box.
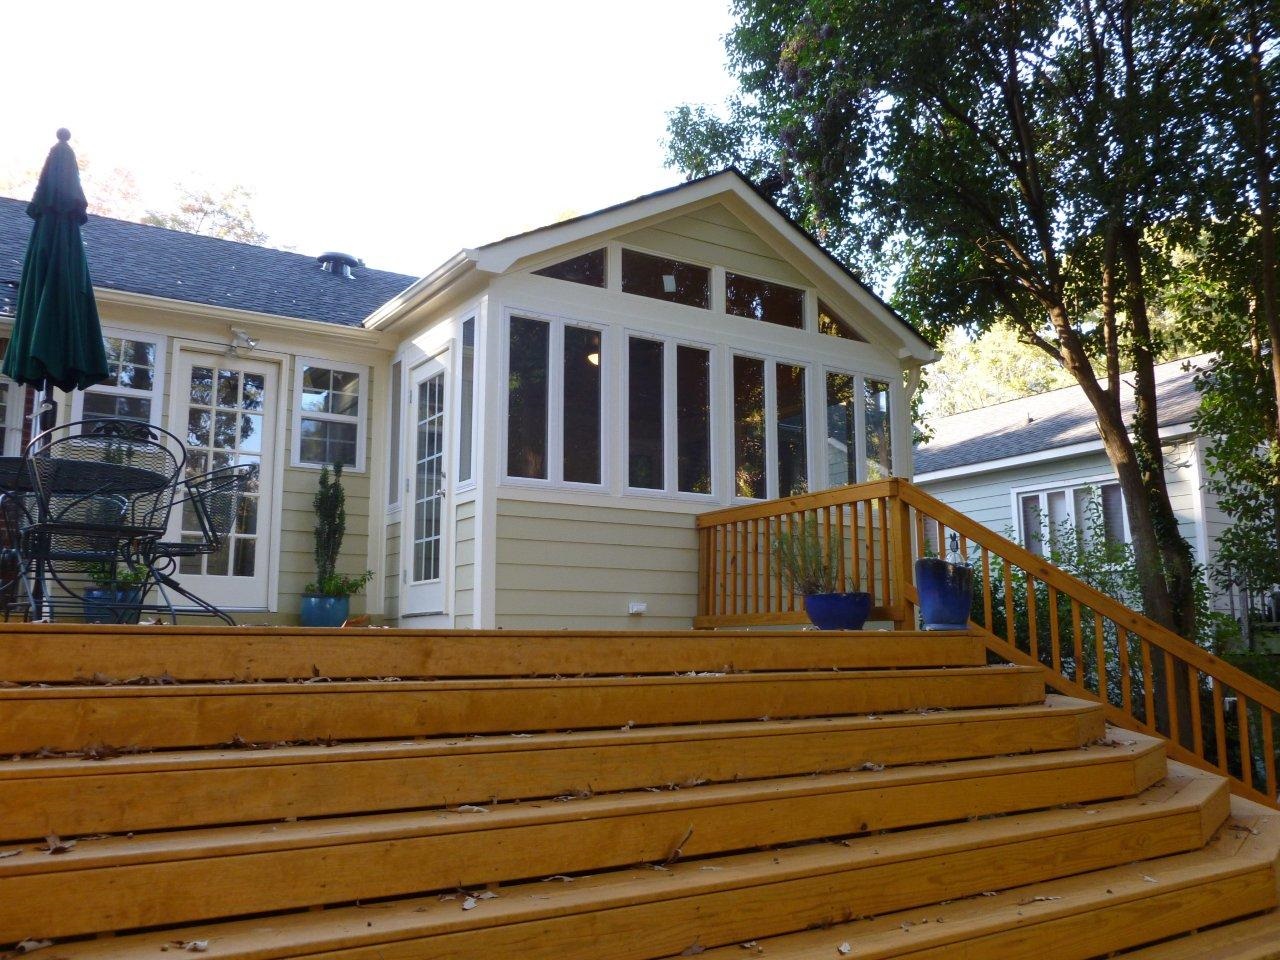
[500,308,608,491]
[69,327,168,427]
[728,351,812,503]
[621,330,718,501]
[1011,475,1131,555]
[291,356,369,473]
[455,314,478,493]
[386,355,404,515]
[617,243,715,312]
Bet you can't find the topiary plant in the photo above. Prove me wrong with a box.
[305,463,373,597]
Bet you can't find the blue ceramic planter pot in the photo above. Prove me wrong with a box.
[915,558,974,630]
[83,587,144,625]
[300,594,350,628]
[803,591,872,630]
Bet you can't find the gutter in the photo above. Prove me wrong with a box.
[363,251,476,331]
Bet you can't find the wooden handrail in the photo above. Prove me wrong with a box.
[696,477,1280,807]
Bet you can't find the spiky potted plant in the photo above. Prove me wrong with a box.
[300,464,374,627]
[772,517,872,630]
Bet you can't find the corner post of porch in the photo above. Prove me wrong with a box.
[889,479,916,630]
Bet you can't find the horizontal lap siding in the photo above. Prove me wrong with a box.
[385,520,400,621]
[494,499,698,630]
[454,501,476,629]
[279,467,371,619]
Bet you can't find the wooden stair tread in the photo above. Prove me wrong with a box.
[0,734,1168,874]
[0,697,1103,838]
[0,666,1046,754]
[689,796,1280,959]
[1117,909,1280,958]
[26,767,1231,957]
[0,626,985,682]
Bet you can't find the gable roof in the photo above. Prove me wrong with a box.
[0,196,416,327]
[375,169,934,360]
[915,354,1208,476]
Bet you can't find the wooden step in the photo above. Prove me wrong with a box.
[690,794,1279,960]
[27,766,1230,958]
[0,665,1045,754]
[1117,909,1280,958]
[0,734,1169,941]
[0,696,1104,838]
[0,625,984,682]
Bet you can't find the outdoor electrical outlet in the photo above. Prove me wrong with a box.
[628,601,647,616]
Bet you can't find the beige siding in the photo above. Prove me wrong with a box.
[619,205,810,288]
[384,519,400,621]
[494,499,698,630]
[453,499,476,627]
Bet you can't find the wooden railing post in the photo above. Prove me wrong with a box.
[890,480,916,630]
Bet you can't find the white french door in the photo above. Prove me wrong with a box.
[169,352,279,609]
[402,355,448,614]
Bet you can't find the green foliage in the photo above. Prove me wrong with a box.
[922,326,1076,418]
[142,183,268,245]
[771,517,848,596]
[85,561,148,589]
[306,464,373,598]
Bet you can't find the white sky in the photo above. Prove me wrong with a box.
[2,1,738,275]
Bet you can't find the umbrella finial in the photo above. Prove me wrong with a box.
[56,128,71,142]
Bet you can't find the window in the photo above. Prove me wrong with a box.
[776,363,807,497]
[732,355,810,500]
[733,356,766,498]
[726,273,804,329]
[505,314,603,486]
[625,337,713,496]
[1018,481,1128,558]
[388,359,402,508]
[864,378,893,480]
[818,300,868,342]
[458,317,475,484]
[74,332,165,425]
[621,249,710,309]
[825,372,857,486]
[532,249,606,287]
[293,359,367,470]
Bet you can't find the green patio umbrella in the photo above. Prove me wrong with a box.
[2,129,108,396]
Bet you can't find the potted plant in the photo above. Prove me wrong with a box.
[300,464,374,628]
[772,518,872,630]
[83,562,149,624]
[915,532,975,630]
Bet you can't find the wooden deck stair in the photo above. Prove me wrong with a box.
[0,624,1276,959]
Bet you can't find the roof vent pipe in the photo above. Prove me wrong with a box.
[317,252,362,279]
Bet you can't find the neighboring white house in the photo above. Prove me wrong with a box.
[914,354,1236,610]
[0,170,936,627]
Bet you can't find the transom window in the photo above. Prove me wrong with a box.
[506,314,603,486]
[818,300,868,342]
[293,359,367,470]
[625,336,712,495]
[621,249,710,309]
[1018,481,1128,557]
[726,273,805,329]
[74,332,165,425]
[532,249,606,288]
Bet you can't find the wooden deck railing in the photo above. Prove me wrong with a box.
[695,477,1280,808]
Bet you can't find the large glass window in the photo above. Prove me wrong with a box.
[458,317,475,484]
[507,316,550,479]
[563,325,602,484]
[78,333,163,424]
[628,337,664,489]
[776,363,808,497]
[532,249,606,287]
[826,372,857,486]
[733,356,766,499]
[676,346,711,494]
[864,378,893,480]
[726,273,804,329]
[295,361,365,469]
[621,249,710,309]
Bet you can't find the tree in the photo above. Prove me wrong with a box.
[666,0,1218,638]
[922,326,1075,418]
[142,184,268,245]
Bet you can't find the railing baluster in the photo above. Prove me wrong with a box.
[1048,585,1061,674]
[737,522,747,617]
[864,503,876,607]
[1164,650,1181,749]
[852,502,863,593]
[752,518,762,614]
[716,524,727,618]
[1070,600,1083,684]
[1003,561,1015,646]
[1118,626,1133,717]
[878,498,891,609]
[1093,610,1107,704]
[1239,695,1255,791]
[981,548,993,634]
[1188,665,1204,758]
[1214,680,1229,773]
[1026,575,1039,662]
[1263,710,1277,801]
[1141,639,1156,732]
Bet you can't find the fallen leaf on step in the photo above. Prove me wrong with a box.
[41,834,75,854]
[838,943,853,955]
[858,762,885,772]
[180,941,209,952]
[541,875,575,882]
[461,897,477,910]
[980,891,997,897]
[739,942,758,950]
[1017,895,1063,905]
[476,890,498,900]
[1140,874,1158,883]
[0,849,21,859]
[680,940,705,956]
[13,939,52,954]
[455,804,489,814]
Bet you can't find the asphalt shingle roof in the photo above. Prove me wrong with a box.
[0,196,416,327]
[914,354,1209,475]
